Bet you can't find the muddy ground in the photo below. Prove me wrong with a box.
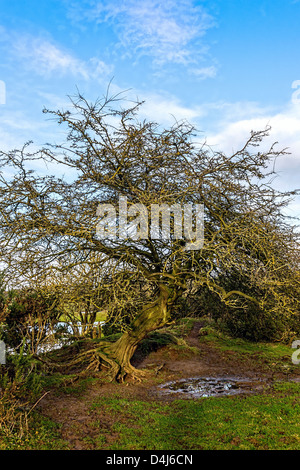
[36,321,300,450]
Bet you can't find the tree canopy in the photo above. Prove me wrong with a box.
[0,91,299,381]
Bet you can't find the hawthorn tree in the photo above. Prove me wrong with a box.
[0,91,299,381]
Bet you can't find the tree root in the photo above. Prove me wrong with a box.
[114,363,148,383]
[91,347,148,383]
[33,344,148,383]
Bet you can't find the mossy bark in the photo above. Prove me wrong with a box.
[99,284,171,381]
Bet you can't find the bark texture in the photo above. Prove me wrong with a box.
[99,284,171,381]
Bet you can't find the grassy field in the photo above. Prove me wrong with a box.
[1,380,299,450]
[0,318,299,450]
[89,382,300,450]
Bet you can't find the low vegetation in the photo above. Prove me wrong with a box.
[89,382,300,450]
[0,318,299,450]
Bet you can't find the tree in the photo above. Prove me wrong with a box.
[0,90,298,381]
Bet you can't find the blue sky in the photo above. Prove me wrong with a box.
[1,0,300,214]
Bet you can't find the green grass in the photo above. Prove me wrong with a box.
[201,325,292,356]
[58,310,107,323]
[90,382,300,450]
[165,317,197,337]
[1,317,299,450]
[2,381,299,450]
[0,413,68,450]
[198,324,297,372]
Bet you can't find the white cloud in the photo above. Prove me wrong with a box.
[206,101,300,161]
[202,99,300,218]
[69,0,215,66]
[138,93,204,125]
[0,25,113,82]
[12,36,113,80]
[190,65,218,80]
[108,85,205,126]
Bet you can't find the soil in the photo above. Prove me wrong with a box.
[36,321,300,450]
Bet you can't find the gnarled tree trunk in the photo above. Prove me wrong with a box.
[99,284,171,381]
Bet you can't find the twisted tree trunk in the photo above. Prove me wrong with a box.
[99,284,171,381]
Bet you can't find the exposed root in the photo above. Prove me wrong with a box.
[115,364,148,383]
[95,348,148,383]
[34,343,148,383]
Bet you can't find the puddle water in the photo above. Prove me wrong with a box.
[159,376,262,398]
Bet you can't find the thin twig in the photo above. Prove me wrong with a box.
[27,391,50,416]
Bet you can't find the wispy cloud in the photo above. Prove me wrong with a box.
[13,35,113,80]
[189,65,218,80]
[136,92,204,125]
[0,26,113,81]
[68,0,216,67]
[204,99,300,193]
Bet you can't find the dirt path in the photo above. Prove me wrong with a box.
[36,321,298,450]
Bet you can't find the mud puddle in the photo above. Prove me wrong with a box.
[158,376,265,398]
